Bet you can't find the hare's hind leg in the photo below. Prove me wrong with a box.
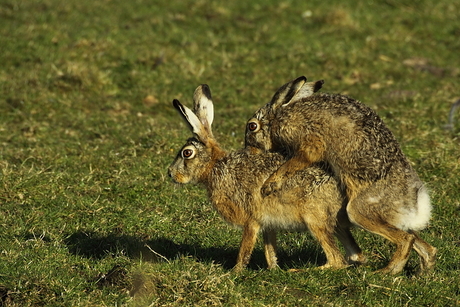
[347,203,415,275]
[263,229,278,269]
[234,221,261,272]
[411,231,437,273]
[334,226,367,265]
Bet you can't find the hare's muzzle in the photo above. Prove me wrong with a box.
[167,166,183,183]
[167,167,174,179]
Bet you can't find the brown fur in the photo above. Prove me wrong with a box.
[168,84,365,271]
[245,76,437,275]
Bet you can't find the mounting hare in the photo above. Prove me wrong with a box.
[245,76,436,275]
[168,84,365,271]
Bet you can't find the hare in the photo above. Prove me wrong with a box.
[168,84,366,271]
[245,76,437,275]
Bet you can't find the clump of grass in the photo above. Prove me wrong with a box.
[130,260,244,306]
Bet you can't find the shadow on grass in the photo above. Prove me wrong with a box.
[63,231,326,271]
[64,231,238,269]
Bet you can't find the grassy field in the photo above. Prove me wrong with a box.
[1,0,459,306]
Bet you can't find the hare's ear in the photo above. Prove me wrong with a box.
[269,76,307,111]
[291,80,324,102]
[173,99,206,138]
[193,84,214,129]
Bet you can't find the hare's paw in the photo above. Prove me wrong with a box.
[417,248,436,276]
[261,179,282,196]
[287,268,306,273]
[317,263,349,270]
[347,253,368,266]
[232,263,245,273]
[374,264,404,275]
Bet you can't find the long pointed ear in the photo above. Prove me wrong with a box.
[172,99,206,138]
[268,76,307,111]
[291,79,324,103]
[193,84,214,129]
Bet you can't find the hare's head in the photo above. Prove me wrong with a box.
[245,76,324,152]
[168,85,225,184]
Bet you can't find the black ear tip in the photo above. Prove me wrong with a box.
[200,84,212,100]
[314,80,324,92]
[296,76,307,83]
[172,99,183,109]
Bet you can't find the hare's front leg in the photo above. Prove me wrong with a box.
[263,229,278,269]
[261,135,325,196]
[233,221,261,272]
[308,223,348,269]
[261,158,302,196]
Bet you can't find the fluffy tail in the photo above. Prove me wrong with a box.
[398,186,432,231]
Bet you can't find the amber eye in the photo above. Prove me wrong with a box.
[183,149,193,157]
[247,121,259,132]
[181,147,195,159]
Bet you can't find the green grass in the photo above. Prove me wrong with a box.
[1,0,459,305]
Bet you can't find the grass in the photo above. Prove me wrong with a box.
[1,0,459,305]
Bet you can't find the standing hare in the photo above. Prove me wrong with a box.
[245,76,437,275]
[168,84,365,271]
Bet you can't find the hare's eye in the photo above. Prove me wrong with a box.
[182,148,195,159]
[247,121,259,132]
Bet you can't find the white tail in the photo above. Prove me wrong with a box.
[397,186,432,231]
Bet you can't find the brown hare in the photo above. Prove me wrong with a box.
[168,84,365,271]
[245,76,437,275]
